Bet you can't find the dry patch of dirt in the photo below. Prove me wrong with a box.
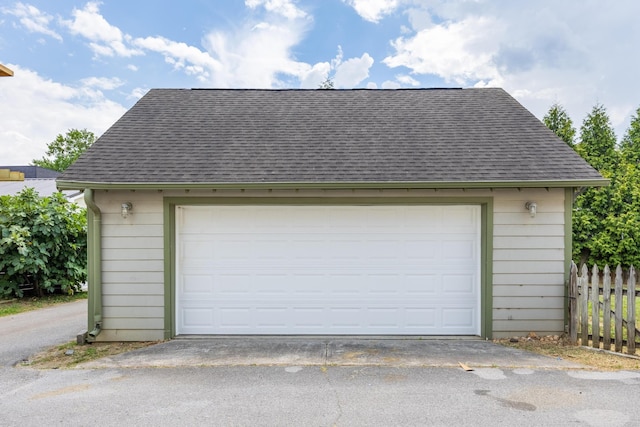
[495,333,640,371]
[20,341,157,369]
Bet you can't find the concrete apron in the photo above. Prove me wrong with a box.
[78,337,585,369]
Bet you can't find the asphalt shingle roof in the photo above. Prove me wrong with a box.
[58,88,604,188]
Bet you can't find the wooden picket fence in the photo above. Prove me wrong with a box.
[568,261,640,354]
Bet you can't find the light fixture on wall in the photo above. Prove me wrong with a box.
[121,202,133,218]
[525,201,537,218]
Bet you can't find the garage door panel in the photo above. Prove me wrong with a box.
[183,302,480,334]
[442,274,477,294]
[442,308,477,328]
[176,205,481,335]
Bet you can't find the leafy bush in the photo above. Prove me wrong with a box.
[0,188,87,297]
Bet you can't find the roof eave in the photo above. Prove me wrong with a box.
[56,179,610,191]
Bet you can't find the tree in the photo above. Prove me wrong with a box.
[575,104,618,173]
[543,103,576,147]
[620,107,640,164]
[32,128,96,172]
[318,77,335,89]
[0,188,87,297]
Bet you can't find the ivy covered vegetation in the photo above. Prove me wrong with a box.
[0,188,87,298]
[544,104,640,267]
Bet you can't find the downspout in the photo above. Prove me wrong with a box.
[84,189,102,341]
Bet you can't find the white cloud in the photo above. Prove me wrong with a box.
[199,6,320,88]
[383,0,640,138]
[0,65,126,164]
[384,16,502,85]
[62,1,141,57]
[128,1,328,89]
[333,53,374,88]
[396,74,419,86]
[3,2,62,41]
[298,62,331,89]
[128,87,147,100]
[245,0,307,20]
[343,0,398,23]
[381,80,401,89]
[81,76,124,90]
[134,36,221,82]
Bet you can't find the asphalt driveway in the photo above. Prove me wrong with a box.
[0,302,582,370]
[80,337,585,369]
[0,300,86,367]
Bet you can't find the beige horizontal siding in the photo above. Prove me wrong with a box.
[103,236,164,250]
[493,261,565,274]
[98,329,165,341]
[494,308,565,320]
[493,273,565,286]
[102,283,164,295]
[93,187,568,341]
[102,271,164,284]
[492,320,564,338]
[493,249,564,261]
[493,297,564,309]
[103,248,165,261]
[493,285,565,297]
[102,295,164,307]
[103,318,164,329]
[494,236,564,249]
[491,188,566,337]
[103,306,165,317]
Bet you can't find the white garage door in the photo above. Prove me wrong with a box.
[176,204,481,335]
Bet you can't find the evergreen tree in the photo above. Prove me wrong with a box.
[543,103,576,147]
[575,104,618,173]
[620,107,640,164]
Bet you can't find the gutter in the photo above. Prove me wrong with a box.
[84,189,102,341]
[56,178,610,191]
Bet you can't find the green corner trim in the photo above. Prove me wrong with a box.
[163,196,494,339]
[482,201,494,339]
[563,187,574,332]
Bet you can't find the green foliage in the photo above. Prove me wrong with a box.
[318,77,335,89]
[543,103,576,147]
[0,188,87,298]
[620,107,640,164]
[547,103,640,267]
[32,128,96,172]
[575,104,619,173]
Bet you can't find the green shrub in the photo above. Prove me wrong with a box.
[0,188,87,297]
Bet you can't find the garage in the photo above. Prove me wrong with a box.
[176,204,481,335]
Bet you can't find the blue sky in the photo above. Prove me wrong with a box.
[1,0,639,165]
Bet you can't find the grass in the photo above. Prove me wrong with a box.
[0,292,87,317]
[583,294,640,344]
[496,335,640,371]
[21,340,155,369]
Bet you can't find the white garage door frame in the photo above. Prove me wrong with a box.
[164,197,493,338]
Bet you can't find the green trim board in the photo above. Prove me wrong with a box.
[84,189,103,341]
[163,196,494,339]
[563,187,574,333]
[58,179,609,191]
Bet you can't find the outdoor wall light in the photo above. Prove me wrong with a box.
[121,202,133,218]
[525,201,537,218]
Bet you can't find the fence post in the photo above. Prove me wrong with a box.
[569,261,578,344]
[628,266,636,355]
[591,264,600,349]
[580,264,589,346]
[615,265,623,353]
[602,265,612,350]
